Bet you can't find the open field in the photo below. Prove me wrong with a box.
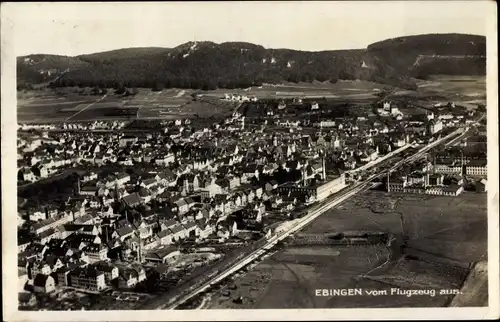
[202,81,388,101]
[406,75,485,104]
[207,191,488,309]
[16,75,485,123]
[16,88,236,123]
[17,91,97,123]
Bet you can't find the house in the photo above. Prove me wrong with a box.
[195,218,214,240]
[82,172,98,182]
[175,197,195,215]
[116,172,131,186]
[138,187,153,203]
[55,266,72,287]
[155,153,175,166]
[206,181,223,197]
[144,246,180,264]
[160,219,177,231]
[113,225,135,241]
[38,228,59,245]
[18,233,32,252]
[33,163,49,178]
[83,243,108,263]
[183,221,198,238]
[169,224,187,242]
[476,179,487,192]
[92,261,119,284]
[69,266,106,291]
[18,167,37,182]
[33,274,56,293]
[217,227,231,241]
[130,265,146,283]
[78,185,99,196]
[254,187,263,198]
[141,178,157,189]
[119,135,138,147]
[117,266,145,289]
[122,193,142,208]
[156,170,177,186]
[157,229,173,245]
[29,210,46,222]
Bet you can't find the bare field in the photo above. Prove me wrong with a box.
[17,91,97,123]
[307,191,487,263]
[16,75,485,123]
[208,191,487,309]
[207,245,391,309]
[202,81,388,100]
[411,75,486,103]
[16,88,235,123]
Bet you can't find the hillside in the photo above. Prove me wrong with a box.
[17,33,486,90]
[367,33,486,78]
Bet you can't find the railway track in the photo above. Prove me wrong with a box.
[160,121,478,310]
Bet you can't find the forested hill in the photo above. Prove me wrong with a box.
[17,33,486,90]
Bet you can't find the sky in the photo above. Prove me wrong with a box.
[2,1,491,57]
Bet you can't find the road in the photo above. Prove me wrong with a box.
[163,123,470,309]
[65,94,108,122]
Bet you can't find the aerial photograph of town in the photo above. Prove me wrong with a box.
[5,1,494,317]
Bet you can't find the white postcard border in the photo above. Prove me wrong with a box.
[2,1,498,321]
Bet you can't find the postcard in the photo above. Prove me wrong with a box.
[1,1,498,321]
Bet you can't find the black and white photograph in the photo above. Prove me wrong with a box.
[1,1,498,321]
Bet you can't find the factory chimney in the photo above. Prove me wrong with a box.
[460,149,466,177]
[322,157,327,180]
[424,154,428,189]
[387,170,391,192]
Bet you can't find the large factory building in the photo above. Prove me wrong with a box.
[277,173,346,202]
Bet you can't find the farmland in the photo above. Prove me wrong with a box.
[202,80,387,102]
[16,87,236,124]
[16,75,485,124]
[16,81,389,124]
[207,191,488,309]
[392,75,486,108]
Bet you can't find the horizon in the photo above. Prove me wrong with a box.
[4,1,489,57]
[17,32,487,58]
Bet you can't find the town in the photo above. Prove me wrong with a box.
[17,96,487,310]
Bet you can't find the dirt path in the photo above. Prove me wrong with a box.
[65,94,108,121]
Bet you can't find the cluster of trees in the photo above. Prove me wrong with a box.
[42,44,404,90]
[20,35,487,92]
[368,34,486,81]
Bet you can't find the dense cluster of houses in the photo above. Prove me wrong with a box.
[17,99,482,299]
[17,117,353,295]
